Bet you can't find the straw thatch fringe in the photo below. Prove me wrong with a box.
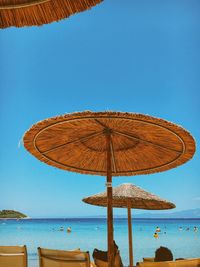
[0,0,103,28]
[82,183,176,210]
[23,111,196,176]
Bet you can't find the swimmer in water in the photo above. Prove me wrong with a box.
[156,226,161,232]
[154,232,159,239]
[67,227,71,233]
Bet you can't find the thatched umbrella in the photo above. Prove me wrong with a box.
[0,0,102,28]
[23,111,195,267]
[83,183,176,267]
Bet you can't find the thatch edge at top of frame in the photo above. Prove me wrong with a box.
[0,0,103,28]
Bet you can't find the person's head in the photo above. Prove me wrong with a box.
[154,246,173,262]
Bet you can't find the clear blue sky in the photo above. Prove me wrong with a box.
[0,0,199,217]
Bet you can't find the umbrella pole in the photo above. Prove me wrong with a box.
[127,204,133,267]
[106,131,114,267]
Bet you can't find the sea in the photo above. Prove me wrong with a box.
[0,218,199,267]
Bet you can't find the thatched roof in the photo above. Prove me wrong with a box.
[82,183,176,210]
[23,111,195,176]
[0,0,102,28]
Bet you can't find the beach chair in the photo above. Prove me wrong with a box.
[136,257,200,267]
[0,245,27,267]
[38,247,93,267]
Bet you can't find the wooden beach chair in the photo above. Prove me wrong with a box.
[0,245,27,267]
[38,247,93,267]
[136,257,200,267]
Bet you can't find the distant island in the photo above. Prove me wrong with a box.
[133,208,200,219]
[84,208,200,219]
[0,210,27,219]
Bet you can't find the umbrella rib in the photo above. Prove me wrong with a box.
[114,130,182,153]
[110,137,117,173]
[0,0,51,9]
[41,131,104,154]
[93,119,109,129]
[141,199,151,209]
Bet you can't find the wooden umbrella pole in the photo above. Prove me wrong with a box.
[127,203,133,267]
[106,130,114,267]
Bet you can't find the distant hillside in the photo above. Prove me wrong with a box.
[0,210,27,219]
[133,208,200,219]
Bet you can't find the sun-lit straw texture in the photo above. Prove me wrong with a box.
[82,183,176,210]
[23,111,196,176]
[0,0,102,28]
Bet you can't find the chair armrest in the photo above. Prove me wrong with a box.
[90,262,97,267]
[143,257,155,262]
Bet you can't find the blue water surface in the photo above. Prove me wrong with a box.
[0,218,199,267]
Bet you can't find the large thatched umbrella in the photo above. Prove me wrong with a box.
[83,183,176,267]
[23,111,195,267]
[0,0,102,28]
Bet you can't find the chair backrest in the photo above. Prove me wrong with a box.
[38,247,91,267]
[137,258,200,267]
[0,245,27,267]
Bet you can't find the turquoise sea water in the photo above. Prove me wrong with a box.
[0,218,199,267]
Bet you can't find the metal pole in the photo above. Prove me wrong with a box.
[106,131,114,267]
[127,204,133,267]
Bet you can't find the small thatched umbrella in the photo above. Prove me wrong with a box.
[0,0,103,28]
[23,111,195,267]
[83,183,176,267]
